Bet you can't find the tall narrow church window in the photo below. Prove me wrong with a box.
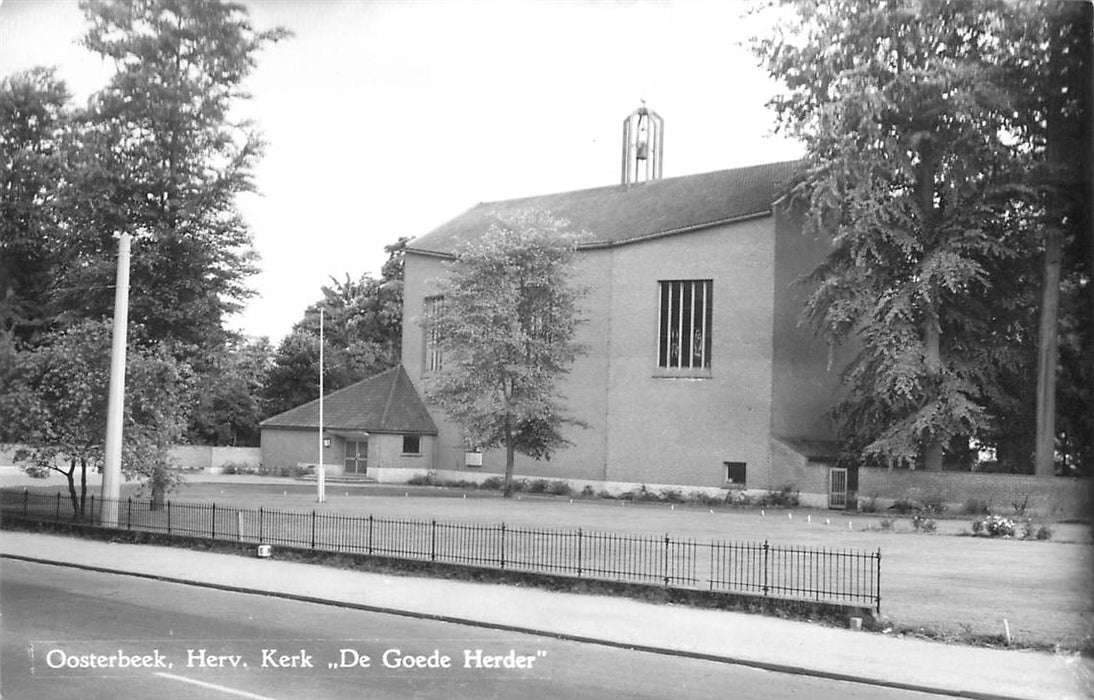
[424,295,444,373]
[658,280,712,370]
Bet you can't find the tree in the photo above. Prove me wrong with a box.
[0,69,71,345]
[48,0,289,364]
[261,238,407,417]
[186,336,272,446]
[752,0,1089,471]
[1017,1,1092,476]
[426,209,586,496]
[7,321,191,518]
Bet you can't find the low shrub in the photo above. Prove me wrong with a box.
[921,494,947,516]
[580,485,595,497]
[22,463,52,479]
[961,498,991,516]
[406,473,437,486]
[890,496,921,515]
[726,490,754,507]
[619,485,661,502]
[659,488,686,504]
[547,480,573,497]
[857,495,878,513]
[1021,519,1054,541]
[596,489,614,499]
[481,476,504,490]
[759,485,799,507]
[972,514,1016,537]
[879,516,896,531]
[526,479,551,494]
[912,515,937,533]
[694,492,723,507]
[1012,495,1031,517]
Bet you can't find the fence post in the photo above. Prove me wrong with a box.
[237,511,243,542]
[259,507,264,543]
[431,520,437,562]
[212,502,217,539]
[55,492,61,521]
[368,515,373,554]
[126,497,132,530]
[90,494,94,522]
[23,488,28,517]
[167,501,171,535]
[762,540,769,597]
[576,528,583,577]
[876,548,882,614]
[663,535,670,585]
[311,510,316,549]
[499,523,506,569]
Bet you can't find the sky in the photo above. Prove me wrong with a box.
[0,0,803,343]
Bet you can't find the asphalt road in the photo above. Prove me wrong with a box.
[2,559,950,700]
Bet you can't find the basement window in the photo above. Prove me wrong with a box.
[724,461,746,486]
[402,435,421,455]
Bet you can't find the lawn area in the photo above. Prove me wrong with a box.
[17,475,1094,653]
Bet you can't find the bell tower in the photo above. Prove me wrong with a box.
[621,100,663,185]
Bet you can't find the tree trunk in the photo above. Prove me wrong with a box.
[80,457,89,519]
[66,458,79,520]
[922,311,943,472]
[916,144,944,472]
[502,414,516,498]
[152,478,165,511]
[1034,227,1062,477]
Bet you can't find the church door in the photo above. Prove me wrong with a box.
[345,440,368,475]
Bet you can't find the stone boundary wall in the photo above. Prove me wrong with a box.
[169,446,261,471]
[0,444,260,473]
[857,469,1092,520]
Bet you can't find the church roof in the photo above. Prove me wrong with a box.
[408,160,798,256]
[260,366,437,435]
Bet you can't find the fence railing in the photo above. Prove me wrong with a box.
[1,489,881,612]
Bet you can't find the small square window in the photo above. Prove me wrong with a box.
[402,435,421,455]
[724,461,746,485]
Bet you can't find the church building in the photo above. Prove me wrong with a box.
[262,105,850,505]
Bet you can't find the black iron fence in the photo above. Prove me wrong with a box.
[1,489,881,612]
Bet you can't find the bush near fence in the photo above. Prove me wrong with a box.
[1,488,881,615]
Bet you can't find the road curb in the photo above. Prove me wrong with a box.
[2,552,1036,700]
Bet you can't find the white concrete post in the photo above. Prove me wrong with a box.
[101,232,131,526]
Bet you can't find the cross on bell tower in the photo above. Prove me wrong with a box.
[621,100,663,185]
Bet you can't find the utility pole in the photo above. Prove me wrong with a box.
[101,232,131,526]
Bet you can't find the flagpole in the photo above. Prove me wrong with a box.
[317,307,326,503]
